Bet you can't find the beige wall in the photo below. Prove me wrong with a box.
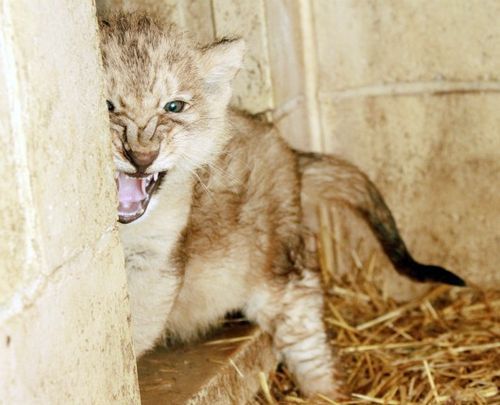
[0,1,139,403]
[97,0,500,292]
[313,0,500,292]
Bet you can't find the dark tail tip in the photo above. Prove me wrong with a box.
[398,259,466,287]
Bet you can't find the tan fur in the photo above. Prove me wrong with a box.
[98,13,462,399]
[299,152,465,286]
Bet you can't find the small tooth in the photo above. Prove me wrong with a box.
[153,173,159,181]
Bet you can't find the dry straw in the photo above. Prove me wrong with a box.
[254,210,499,404]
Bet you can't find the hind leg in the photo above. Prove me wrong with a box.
[246,270,342,398]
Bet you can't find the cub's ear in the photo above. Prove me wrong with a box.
[199,38,245,86]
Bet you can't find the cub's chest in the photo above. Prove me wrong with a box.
[120,182,194,272]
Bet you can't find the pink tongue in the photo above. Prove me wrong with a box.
[117,173,148,215]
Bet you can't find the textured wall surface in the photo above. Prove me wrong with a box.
[95,0,499,294]
[0,1,140,402]
[313,0,500,291]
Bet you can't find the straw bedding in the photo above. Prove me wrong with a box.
[254,220,500,404]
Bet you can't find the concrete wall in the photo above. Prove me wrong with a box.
[0,1,139,403]
[313,0,500,294]
[97,0,500,294]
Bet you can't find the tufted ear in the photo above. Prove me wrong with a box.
[199,38,245,87]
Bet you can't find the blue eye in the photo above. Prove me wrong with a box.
[164,100,186,113]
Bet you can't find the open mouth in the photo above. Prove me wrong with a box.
[116,172,164,224]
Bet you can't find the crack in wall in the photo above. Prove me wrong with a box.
[0,225,121,324]
[319,81,500,103]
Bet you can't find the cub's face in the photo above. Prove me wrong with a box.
[99,14,243,223]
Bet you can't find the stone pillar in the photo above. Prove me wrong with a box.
[0,1,140,402]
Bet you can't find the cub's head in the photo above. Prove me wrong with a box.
[99,13,244,223]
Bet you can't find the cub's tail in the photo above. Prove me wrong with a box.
[298,151,465,286]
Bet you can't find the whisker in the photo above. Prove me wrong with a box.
[178,154,215,201]
[192,171,215,200]
[186,153,243,186]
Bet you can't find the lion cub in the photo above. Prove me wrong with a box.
[99,13,464,398]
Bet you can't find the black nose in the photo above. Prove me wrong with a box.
[125,149,159,173]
